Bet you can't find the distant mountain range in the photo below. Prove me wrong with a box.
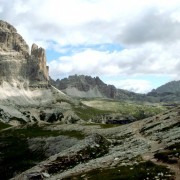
[50,75,140,100]
[50,75,147,101]
[51,75,180,103]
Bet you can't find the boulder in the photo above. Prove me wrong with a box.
[39,110,64,123]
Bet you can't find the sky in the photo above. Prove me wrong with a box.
[0,0,180,93]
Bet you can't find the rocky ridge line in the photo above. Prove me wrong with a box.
[50,75,146,101]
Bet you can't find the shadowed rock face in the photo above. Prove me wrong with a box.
[28,43,49,84]
[0,20,49,86]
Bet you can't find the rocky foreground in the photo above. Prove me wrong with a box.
[10,106,180,180]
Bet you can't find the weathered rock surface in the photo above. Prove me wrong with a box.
[39,109,64,123]
[13,133,110,180]
[28,135,80,157]
[0,20,49,86]
[28,43,49,85]
[0,20,29,55]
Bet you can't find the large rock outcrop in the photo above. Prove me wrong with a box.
[28,43,49,86]
[0,20,49,86]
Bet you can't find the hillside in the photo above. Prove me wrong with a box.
[152,80,180,94]
[148,80,180,102]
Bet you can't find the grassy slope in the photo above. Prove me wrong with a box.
[0,121,11,130]
[64,161,174,180]
[81,99,165,120]
[1,124,85,139]
[73,104,110,121]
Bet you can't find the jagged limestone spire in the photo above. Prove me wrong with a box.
[0,20,49,86]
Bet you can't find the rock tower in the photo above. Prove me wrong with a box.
[0,20,49,87]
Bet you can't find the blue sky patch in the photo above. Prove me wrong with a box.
[46,42,124,62]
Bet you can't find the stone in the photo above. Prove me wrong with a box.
[39,110,64,123]
[26,172,43,180]
[42,172,50,178]
[114,157,119,161]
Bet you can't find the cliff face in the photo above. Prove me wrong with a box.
[28,43,49,85]
[0,20,49,86]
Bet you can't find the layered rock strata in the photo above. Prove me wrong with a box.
[0,20,49,86]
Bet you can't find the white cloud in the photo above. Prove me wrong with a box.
[1,0,180,92]
[105,79,153,93]
[48,42,180,78]
[2,0,180,46]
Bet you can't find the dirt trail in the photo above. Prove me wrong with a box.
[131,120,180,180]
[151,159,180,180]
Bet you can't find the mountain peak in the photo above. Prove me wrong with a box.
[0,20,17,33]
[0,20,29,56]
[0,20,49,86]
